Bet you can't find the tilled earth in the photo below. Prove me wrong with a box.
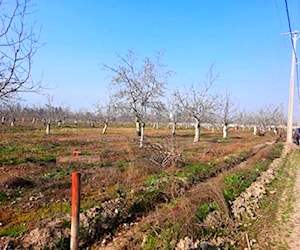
[0,124,281,249]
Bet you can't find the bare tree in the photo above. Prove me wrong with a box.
[149,100,168,129]
[94,101,118,134]
[0,0,41,103]
[254,104,281,135]
[173,66,221,142]
[104,50,171,148]
[168,95,187,136]
[220,91,239,138]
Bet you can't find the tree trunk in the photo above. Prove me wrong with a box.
[102,122,108,134]
[136,119,141,136]
[194,120,200,142]
[139,122,145,148]
[223,124,228,138]
[46,123,51,135]
[172,121,176,136]
[253,125,257,135]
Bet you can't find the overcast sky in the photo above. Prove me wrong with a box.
[19,0,300,114]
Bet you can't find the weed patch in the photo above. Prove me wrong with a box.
[223,174,247,203]
[44,169,69,179]
[141,223,182,250]
[0,190,8,202]
[268,142,284,160]
[0,225,26,237]
[195,201,219,222]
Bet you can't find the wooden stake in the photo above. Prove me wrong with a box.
[71,172,81,250]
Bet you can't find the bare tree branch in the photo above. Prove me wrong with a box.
[0,0,42,103]
[104,50,170,147]
[173,65,221,142]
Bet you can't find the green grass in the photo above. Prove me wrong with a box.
[0,225,26,237]
[195,201,219,222]
[44,169,69,179]
[141,223,182,250]
[180,162,213,182]
[0,190,9,202]
[54,237,70,250]
[145,173,167,186]
[268,142,284,160]
[240,150,297,249]
[0,144,57,166]
[222,160,271,204]
[142,235,156,250]
[223,173,247,203]
[222,144,283,205]
[99,162,113,168]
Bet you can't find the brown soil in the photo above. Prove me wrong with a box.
[0,124,281,248]
[93,143,277,249]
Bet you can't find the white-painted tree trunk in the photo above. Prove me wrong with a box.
[139,123,145,148]
[102,122,108,134]
[253,125,257,135]
[46,123,51,135]
[223,124,228,138]
[194,120,200,142]
[136,120,141,136]
[172,122,176,136]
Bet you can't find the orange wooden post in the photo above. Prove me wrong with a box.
[71,172,81,250]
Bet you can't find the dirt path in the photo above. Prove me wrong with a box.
[288,154,300,249]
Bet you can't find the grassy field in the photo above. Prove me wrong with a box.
[0,122,284,249]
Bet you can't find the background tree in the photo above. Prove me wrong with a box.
[235,109,247,131]
[173,66,220,142]
[94,101,118,134]
[220,91,239,138]
[105,50,171,148]
[254,104,281,135]
[0,0,41,103]
[168,95,187,136]
[149,100,168,130]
